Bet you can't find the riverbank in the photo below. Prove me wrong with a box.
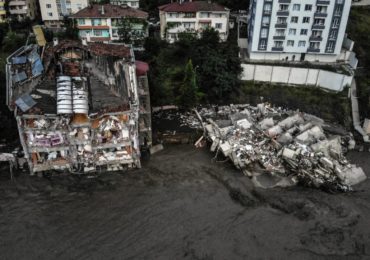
[0,145,369,259]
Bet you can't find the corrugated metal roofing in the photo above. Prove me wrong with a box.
[12,71,27,83]
[11,56,27,65]
[15,94,37,112]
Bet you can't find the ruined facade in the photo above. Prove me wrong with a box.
[6,39,151,174]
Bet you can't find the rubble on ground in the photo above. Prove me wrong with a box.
[195,103,366,191]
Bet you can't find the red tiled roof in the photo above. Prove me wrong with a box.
[71,4,148,19]
[45,40,132,59]
[158,1,228,13]
[135,60,149,76]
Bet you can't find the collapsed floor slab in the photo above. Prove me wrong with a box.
[195,104,366,191]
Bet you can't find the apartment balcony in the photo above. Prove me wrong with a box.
[307,47,320,53]
[312,24,325,30]
[309,36,323,41]
[278,0,291,3]
[9,8,27,14]
[261,22,270,27]
[273,35,285,40]
[276,11,289,16]
[275,23,287,28]
[272,47,284,51]
[8,0,26,6]
[314,12,328,18]
[263,10,272,15]
[316,0,330,4]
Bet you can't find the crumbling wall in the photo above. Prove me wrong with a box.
[18,111,140,174]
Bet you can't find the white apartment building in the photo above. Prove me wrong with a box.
[71,4,148,42]
[159,0,230,43]
[40,0,90,28]
[110,0,139,9]
[248,0,352,62]
[8,0,37,20]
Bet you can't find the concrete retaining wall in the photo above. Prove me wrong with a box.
[241,63,353,92]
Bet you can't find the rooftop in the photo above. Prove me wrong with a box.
[71,4,148,19]
[158,1,228,13]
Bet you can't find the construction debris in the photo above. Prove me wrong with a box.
[6,39,152,175]
[195,104,366,191]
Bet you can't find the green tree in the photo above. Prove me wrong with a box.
[117,17,148,46]
[177,59,201,110]
[1,31,24,52]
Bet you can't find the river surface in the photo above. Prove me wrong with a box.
[0,145,369,259]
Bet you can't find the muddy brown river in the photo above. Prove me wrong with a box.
[0,145,369,259]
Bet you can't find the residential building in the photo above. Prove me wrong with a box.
[110,0,139,9]
[158,0,230,43]
[5,39,152,175]
[40,0,90,29]
[248,0,352,63]
[71,4,148,43]
[8,0,38,21]
[0,0,6,22]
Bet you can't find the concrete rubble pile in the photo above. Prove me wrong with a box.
[196,104,366,191]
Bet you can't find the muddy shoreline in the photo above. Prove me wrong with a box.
[0,145,369,259]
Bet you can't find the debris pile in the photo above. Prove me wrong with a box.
[196,104,366,191]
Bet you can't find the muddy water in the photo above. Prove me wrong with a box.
[0,145,369,259]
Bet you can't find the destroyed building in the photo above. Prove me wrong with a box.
[5,39,151,174]
[196,104,366,191]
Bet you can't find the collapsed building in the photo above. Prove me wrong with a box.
[196,104,366,191]
[5,39,152,174]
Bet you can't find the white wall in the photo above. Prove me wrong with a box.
[241,63,353,92]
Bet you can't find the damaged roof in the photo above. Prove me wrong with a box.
[71,4,148,19]
[158,1,228,12]
[44,40,132,59]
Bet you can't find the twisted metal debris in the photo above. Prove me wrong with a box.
[195,104,366,191]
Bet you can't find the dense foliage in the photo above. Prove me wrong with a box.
[347,6,370,118]
[142,27,242,108]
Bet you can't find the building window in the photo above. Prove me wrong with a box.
[289,29,296,35]
[293,4,300,11]
[274,41,283,48]
[291,16,298,23]
[326,41,335,52]
[215,23,222,29]
[287,40,294,47]
[309,42,320,49]
[78,19,85,25]
[329,30,337,39]
[303,17,310,23]
[260,28,268,38]
[332,18,340,28]
[298,41,306,47]
[279,4,289,11]
[300,29,308,35]
[48,12,53,17]
[46,4,51,8]
[94,30,102,36]
[305,4,312,11]
[275,29,285,36]
[262,16,270,26]
[259,39,267,50]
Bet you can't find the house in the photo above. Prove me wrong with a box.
[8,0,38,21]
[0,0,6,23]
[5,38,152,175]
[158,0,230,43]
[247,0,352,63]
[110,0,140,9]
[40,0,90,29]
[71,4,148,43]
